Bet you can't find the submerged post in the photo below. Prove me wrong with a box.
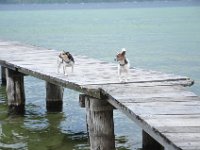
[46,82,64,112]
[6,68,25,114]
[1,66,6,85]
[85,95,115,150]
[142,130,164,150]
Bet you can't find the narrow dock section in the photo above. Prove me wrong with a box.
[0,39,199,150]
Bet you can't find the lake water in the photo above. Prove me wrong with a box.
[0,1,200,150]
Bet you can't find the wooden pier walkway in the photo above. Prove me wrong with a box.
[0,39,199,150]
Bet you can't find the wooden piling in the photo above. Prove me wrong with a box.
[6,68,25,114]
[79,94,86,108]
[142,130,164,150]
[79,94,90,144]
[46,82,64,112]
[1,66,6,85]
[85,96,115,150]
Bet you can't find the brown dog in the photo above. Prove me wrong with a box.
[57,51,75,76]
[115,48,130,82]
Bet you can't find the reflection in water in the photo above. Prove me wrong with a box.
[0,75,141,149]
[0,76,90,150]
[0,116,28,150]
[116,136,131,150]
[0,142,27,149]
[0,102,89,150]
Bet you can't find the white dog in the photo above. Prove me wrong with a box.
[57,51,75,76]
[115,48,130,82]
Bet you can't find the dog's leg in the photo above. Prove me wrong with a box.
[118,66,122,82]
[125,65,130,82]
[125,73,128,82]
[63,65,65,75]
[124,69,129,82]
[57,61,61,73]
[71,65,74,73]
[64,65,68,76]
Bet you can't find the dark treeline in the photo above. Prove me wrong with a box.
[0,0,180,4]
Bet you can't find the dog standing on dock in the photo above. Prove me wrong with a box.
[115,48,130,82]
[57,51,75,76]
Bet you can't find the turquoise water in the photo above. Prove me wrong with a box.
[0,2,200,150]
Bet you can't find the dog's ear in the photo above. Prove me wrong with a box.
[68,53,75,62]
[64,51,70,55]
[121,48,126,56]
[62,50,66,54]
[122,51,126,56]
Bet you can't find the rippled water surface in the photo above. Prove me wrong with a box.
[0,1,200,149]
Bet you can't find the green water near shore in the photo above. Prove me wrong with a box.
[0,2,200,149]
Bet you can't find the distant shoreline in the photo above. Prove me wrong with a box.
[0,1,200,11]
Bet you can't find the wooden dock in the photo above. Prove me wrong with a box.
[0,39,199,150]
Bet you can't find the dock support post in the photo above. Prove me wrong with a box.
[142,130,164,150]
[1,66,6,85]
[85,96,115,150]
[6,68,25,114]
[46,82,64,112]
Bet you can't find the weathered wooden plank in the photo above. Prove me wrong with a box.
[0,61,18,71]
[102,88,200,150]
[182,148,200,150]
[144,117,200,127]
[124,103,200,115]
[141,114,200,119]
[1,61,193,86]
[89,83,196,98]
[157,126,200,133]
[123,100,200,107]
[7,59,193,100]
[17,66,102,98]
[116,97,200,103]
[164,133,200,149]
[112,91,196,99]
[0,40,194,87]
[1,40,199,150]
